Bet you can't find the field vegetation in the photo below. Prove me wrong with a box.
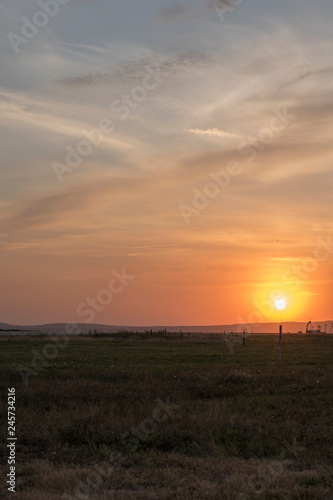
[0,333,332,499]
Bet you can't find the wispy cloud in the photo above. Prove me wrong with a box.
[56,51,211,89]
[183,128,243,139]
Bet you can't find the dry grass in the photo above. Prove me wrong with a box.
[0,334,332,499]
[1,456,331,499]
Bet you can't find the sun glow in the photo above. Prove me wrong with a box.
[275,299,286,311]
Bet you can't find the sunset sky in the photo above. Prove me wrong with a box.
[0,0,332,326]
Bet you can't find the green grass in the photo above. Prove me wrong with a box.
[0,333,332,499]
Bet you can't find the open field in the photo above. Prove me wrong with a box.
[1,333,333,499]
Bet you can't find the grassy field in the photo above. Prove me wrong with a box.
[0,333,332,499]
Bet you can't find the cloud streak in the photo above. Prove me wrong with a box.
[55,50,211,89]
[183,128,243,139]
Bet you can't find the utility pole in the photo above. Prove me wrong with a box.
[278,324,282,363]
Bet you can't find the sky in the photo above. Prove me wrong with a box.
[0,0,332,326]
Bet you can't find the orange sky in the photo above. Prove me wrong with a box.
[0,1,332,325]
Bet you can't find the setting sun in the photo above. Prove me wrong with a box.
[275,299,286,311]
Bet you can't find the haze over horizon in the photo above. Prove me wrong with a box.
[2,319,333,336]
[1,0,332,326]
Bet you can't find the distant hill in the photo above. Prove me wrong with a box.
[1,320,332,334]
